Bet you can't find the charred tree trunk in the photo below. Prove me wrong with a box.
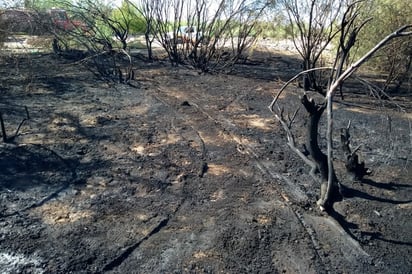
[270,25,412,212]
[301,94,328,178]
[145,32,153,61]
[301,95,342,209]
[340,126,372,181]
[302,61,325,94]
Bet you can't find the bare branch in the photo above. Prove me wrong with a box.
[14,106,30,138]
[274,111,318,176]
[268,67,334,112]
[329,25,412,92]
[270,23,412,211]
[321,24,412,208]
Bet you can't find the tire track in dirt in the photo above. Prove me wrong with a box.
[85,82,283,272]
[74,86,213,273]
[145,85,329,271]
[1,52,409,273]
[149,83,371,273]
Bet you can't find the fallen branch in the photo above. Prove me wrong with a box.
[102,217,169,271]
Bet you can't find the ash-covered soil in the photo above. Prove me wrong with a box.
[0,46,411,274]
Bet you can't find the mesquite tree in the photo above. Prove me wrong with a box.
[280,0,343,93]
[133,0,270,71]
[269,0,412,211]
[127,0,157,61]
[45,0,138,83]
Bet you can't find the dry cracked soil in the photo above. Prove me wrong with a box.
[0,42,411,274]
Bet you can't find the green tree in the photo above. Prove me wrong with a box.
[357,0,412,93]
[112,1,146,36]
[25,0,68,10]
[127,0,157,61]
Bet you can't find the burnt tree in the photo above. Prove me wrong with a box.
[269,23,412,212]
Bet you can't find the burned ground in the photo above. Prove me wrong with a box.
[0,46,411,273]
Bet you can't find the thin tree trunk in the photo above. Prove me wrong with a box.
[0,112,7,142]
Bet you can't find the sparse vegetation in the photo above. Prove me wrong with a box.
[1,1,412,272]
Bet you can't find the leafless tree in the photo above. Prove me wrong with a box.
[127,0,156,61]
[0,11,7,47]
[280,0,343,92]
[133,0,270,71]
[269,0,412,212]
[102,2,135,51]
[47,0,136,83]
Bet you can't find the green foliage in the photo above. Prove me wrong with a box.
[356,0,412,92]
[258,21,289,39]
[25,0,67,10]
[357,0,411,60]
[111,1,146,35]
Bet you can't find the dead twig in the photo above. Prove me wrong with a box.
[0,106,30,143]
[268,67,334,112]
[340,121,372,181]
[0,111,6,142]
[14,106,30,138]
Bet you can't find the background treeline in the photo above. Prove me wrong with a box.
[1,0,411,92]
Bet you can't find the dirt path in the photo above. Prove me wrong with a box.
[0,53,411,273]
